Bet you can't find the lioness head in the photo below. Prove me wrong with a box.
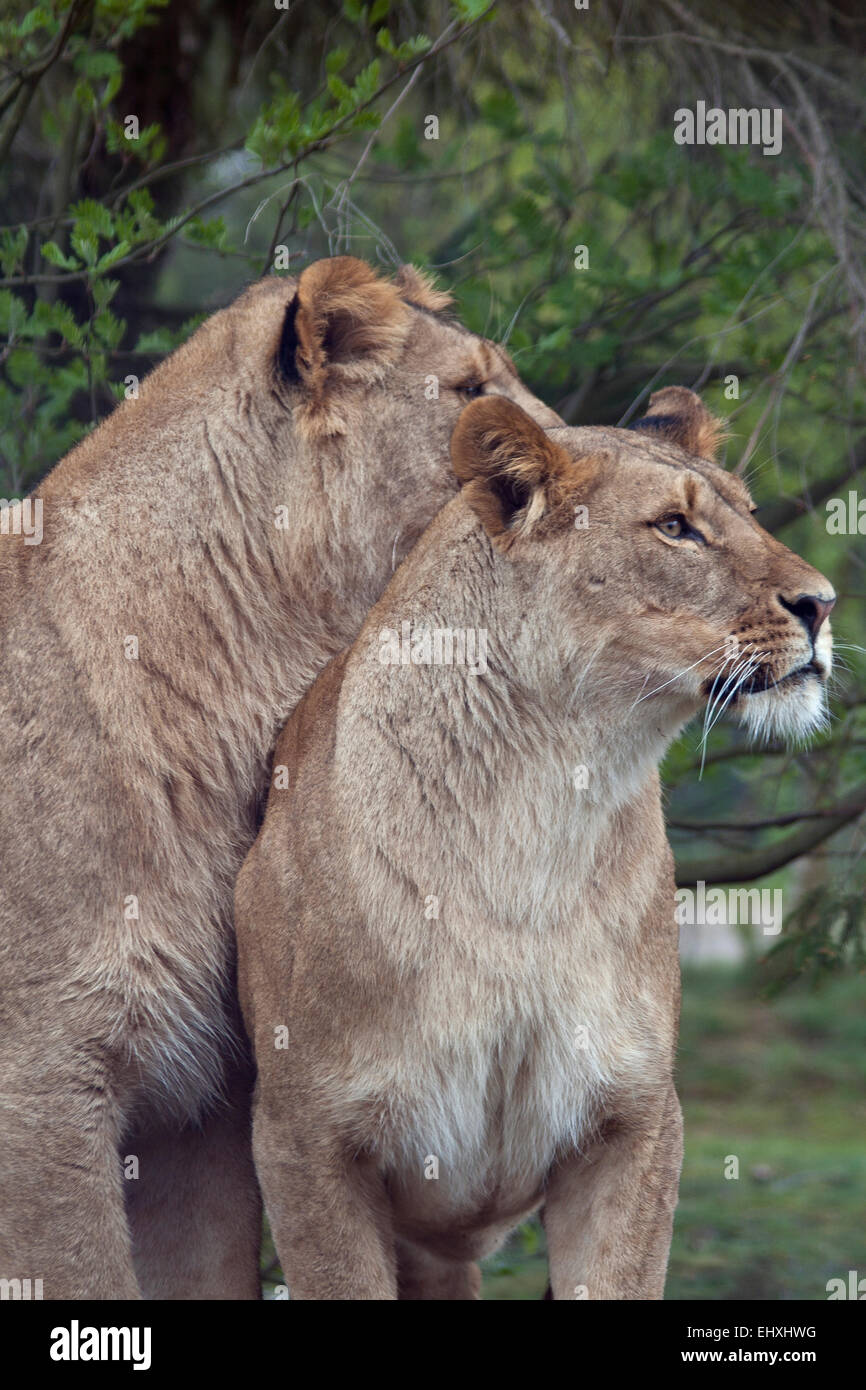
[163,256,561,579]
[451,389,834,744]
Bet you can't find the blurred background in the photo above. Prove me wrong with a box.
[2,0,864,1299]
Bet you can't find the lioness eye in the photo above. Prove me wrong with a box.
[653,513,707,544]
[461,380,485,399]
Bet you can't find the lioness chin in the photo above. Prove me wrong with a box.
[0,257,560,1300]
[235,387,834,1301]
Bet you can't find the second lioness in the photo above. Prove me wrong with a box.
[236,389,835,1300]
[0,257,560,1301]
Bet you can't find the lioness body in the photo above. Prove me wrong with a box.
[0,259,559,1299]
[240,637,678,1287]
[236,390,834,1300]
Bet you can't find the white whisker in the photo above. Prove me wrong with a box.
[698,648,764,777]
[632,641,733,708]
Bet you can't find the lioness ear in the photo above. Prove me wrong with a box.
[450,397,575,545]
[392,263,453,313]
[630,386,725,461]
[278,257,410,434]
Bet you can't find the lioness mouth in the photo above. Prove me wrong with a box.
[740,657,826,695]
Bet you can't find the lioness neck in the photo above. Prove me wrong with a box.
[342,499,683,909]
[28,388,395,790]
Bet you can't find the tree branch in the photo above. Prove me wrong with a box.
[673,780,866,885]
[757,442,866,532]
[0,0,90,163]
[0,5,494,289]
[669,806,865,832]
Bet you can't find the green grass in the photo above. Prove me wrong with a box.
[261,965,866,1300]
[483,965,866,1300]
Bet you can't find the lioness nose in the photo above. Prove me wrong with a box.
[779,591,836,640]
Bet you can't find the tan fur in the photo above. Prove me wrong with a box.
[393,263,454,313]
[0,260,560,1300]
[635,384,728,461]
[236,392,834,1300]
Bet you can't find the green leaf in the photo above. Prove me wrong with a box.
[74,49,122,82]
[351,58,381,105]
[91,277,120,314]
[73,78,96,113]
[325,46,349,75]
[377,29,430,62]
[327,74,352,104]
[94,240,131,273]
[120,188,162,242]
[133,327,178,354]
[451,0,490,20]
[184,215,229,250]
[28,299,84,348]
[70,199,114,240]
[92,308,124,349]
[0,226,28,275]
[70,232,99,267]
[40,240,80,271]
[246,91,302,165]
[392,34,431,62]
[6,346,40,387]
[375,26,395,56]
[16,6,52,38]
[0,290,28,337]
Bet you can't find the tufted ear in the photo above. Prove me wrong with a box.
[392,263,453,313]
[630,386,725,461]
[277,257,411,435]
[450,397,585,546]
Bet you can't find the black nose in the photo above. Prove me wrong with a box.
[779,592,836,640]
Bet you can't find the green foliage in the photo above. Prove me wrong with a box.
[452,0,492,20]
[0,0,455,484]
[376,28,432,63]
[762,890,866,994]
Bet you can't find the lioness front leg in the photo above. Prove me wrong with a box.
[0,1045,140,1299]
[396,1240,482,1300]
[125,1065,262,1300]
[543,1086,683,1300]
[253,1108,397,1300]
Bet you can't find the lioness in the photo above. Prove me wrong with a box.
[0,257,560,1300]
[235,388,835,1300]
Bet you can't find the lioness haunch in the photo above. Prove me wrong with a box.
[236,388,834,1300]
